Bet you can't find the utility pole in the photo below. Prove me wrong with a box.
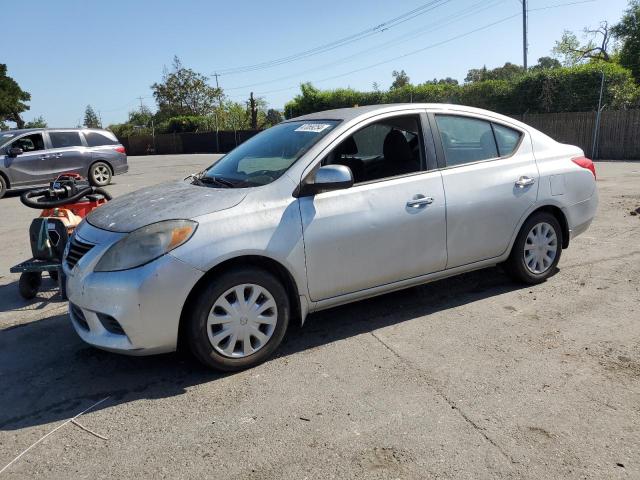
[591,72,605,159]
[249,92,258,130]
[137,96,145,111]
[213,72,223,108]
[522,0,528,70]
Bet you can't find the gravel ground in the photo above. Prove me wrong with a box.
[0,156,639,479]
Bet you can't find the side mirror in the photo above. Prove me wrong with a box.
[7,147,23,157]
[297,164,354,197]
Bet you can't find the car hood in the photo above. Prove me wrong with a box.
[87,181,247,233]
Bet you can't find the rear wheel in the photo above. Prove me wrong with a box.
[186,267,290,371]
[19,272,42,300]
[0,175,6,199]
[504,211,562,284]
[89,162,112,186]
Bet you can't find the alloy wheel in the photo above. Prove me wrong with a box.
[93,165,110,184]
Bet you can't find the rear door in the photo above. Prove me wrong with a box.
[46,130,90,175]
[430,112,538,268]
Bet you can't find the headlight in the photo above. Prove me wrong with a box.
[94,220,197,272]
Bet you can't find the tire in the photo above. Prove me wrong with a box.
[0,175,6,199]
[186,267,290,371]
[19,272,42,300]
[504,211,563,285]
[89,161,112,187]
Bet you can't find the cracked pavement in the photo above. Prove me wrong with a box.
[1,157,639,479]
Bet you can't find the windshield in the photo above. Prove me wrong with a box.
[0,132,17,148]
[199,120,339,187]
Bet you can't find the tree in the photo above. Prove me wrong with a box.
[84,105,101,128]
[390,70,410,89]
[422,77,459,85]
[24,116,47,128]
[532,56,562,70]
[612,0,640,82]
[152,56,222,118]
[465,63,524,82]
[0,64,30,128]
[553,22,613,66]
[264,109,283,127]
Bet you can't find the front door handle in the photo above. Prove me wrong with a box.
[515,176,535,188]
[406,195,434,208]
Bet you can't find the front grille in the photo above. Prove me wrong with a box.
[65,236,94,269]
[97,313,125,335]
[70,303,89,331]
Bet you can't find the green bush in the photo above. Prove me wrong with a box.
[284,63,639,118]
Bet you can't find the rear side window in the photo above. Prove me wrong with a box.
[435,115,498,167]
[49,131,83,148]
[84,131,119,147]
[492,123,521,156]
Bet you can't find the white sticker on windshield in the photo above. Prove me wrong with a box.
[295,123,331,133]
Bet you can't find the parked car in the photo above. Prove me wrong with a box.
[63,104,598,371]
[0,128,128,198]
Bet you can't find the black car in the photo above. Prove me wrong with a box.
[0,128,128,198]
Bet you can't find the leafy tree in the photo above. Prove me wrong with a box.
[225,101,250,131]
[553,22,613,66]
[422,77,459,85]
[465,63,524,82]
[0,64,30,128]
[531,56,562,70]
[24,115,47,128]
[83,105,101,128]
[264,109,283,127]
[390,70,411,89]
[152,56,222,118]
[612,0,640,82]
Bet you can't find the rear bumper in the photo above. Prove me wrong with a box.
[113,161,128,175]
[563,189,598,240]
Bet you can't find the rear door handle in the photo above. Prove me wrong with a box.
[515,176,535,188]
[406,195,434,208]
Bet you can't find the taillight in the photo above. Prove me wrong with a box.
[571,156,596,179]
[114,146,126,154]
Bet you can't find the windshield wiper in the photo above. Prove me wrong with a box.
[198,175,236,188]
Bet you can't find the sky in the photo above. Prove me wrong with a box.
[3,0,631,127]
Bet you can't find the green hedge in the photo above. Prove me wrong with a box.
[284,63,639,118]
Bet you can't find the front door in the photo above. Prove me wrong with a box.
[431,113,539,268]
[299,113,447,301]
[5,132,51,186]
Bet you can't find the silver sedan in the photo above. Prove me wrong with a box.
[63,104,598,371]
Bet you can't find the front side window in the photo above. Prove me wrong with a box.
[200,120,339,187]
[49,131,83,149]
[435,115,498,167]
[322,114,423,184]
[11,133,45,152]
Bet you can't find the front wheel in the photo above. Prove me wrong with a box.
[19,272,42,300]
[89,162,112,187]
[186,267,290,371]
[0,175,6,199]
[504,212,562,285]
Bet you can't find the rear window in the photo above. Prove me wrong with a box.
[50,131,83,148]
[492,123,522,156]
[84,131,119,147]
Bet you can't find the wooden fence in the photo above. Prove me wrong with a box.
[513,110,640,160]
[118,110,640,159]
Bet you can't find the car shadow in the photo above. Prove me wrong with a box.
[0,266,532,431]
[0,276,64,314]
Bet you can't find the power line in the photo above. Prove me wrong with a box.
[246,0,597,97]
[214,0,452,76]
[224,0,507,92]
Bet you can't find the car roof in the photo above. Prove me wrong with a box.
[288,103,525,126]
[1,127,109,135]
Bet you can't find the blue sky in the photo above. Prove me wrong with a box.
[3,0,630,127]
